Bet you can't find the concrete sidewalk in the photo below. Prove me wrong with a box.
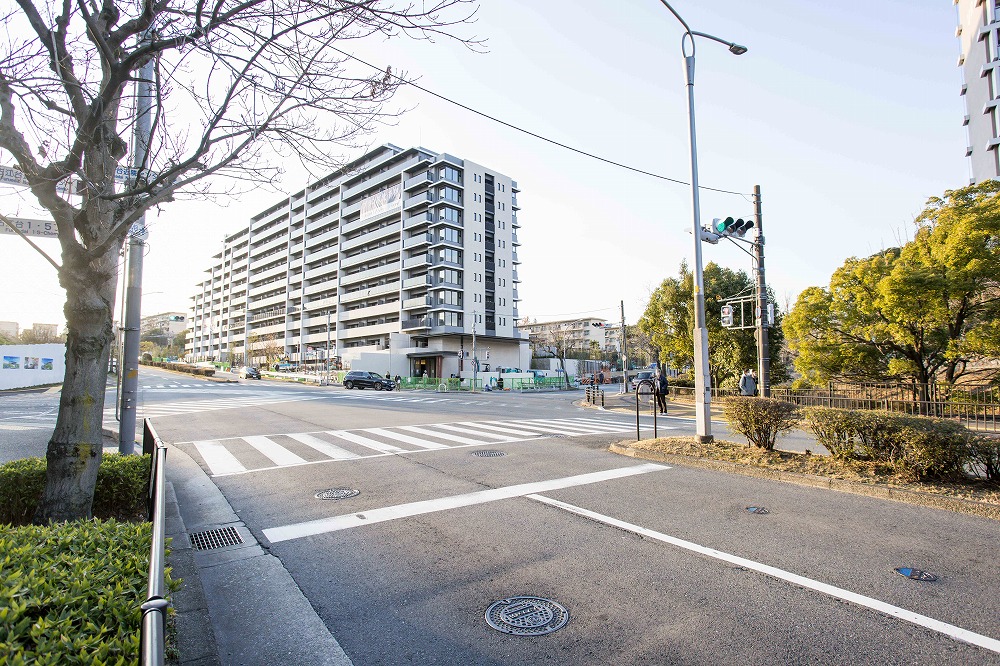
[165,445,352,666]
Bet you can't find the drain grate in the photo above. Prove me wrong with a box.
[189,526,244,551]
[315,488,361,500]
[473,450,506,458]
[745,506,769,515]
[895,567,938,582]
[485,596,569,636]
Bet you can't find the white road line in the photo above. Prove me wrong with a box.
[397,424,492,446]
[545,418,637,433]
[529,495,1000,655]
[243,436,307,466]
[327,430,406,454]
[363,427,450,450]
[263,463,669,543]
[514,420,611,435]
[194,440,247,475]
[286,433,360,460]
[430,423,515,441]
[455,422,545,437]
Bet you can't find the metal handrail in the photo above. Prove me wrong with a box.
[140,419,169,666]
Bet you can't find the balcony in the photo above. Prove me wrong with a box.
[403,233,433,250]
[403,274,432,290]
[403,211,433,230]
[401,317,431,330]
[404,171,435,190]
[403,295,432,309]
[512,233,521,246]
[403,253,431,269]
[403,191,434,210]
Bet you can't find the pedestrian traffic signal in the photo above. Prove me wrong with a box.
[712,216,754,238]
[721,305,734,327]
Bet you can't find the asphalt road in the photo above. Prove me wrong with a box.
[4,368,999,664]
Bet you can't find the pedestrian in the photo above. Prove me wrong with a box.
[750,370,759,396]
[598,370,605,385]
[739,369,757,396]
[394,374,401,384]
[655,369,669,414]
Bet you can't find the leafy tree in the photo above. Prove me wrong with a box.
[639,261,786,388]
[783,181,1000,393]
[2,0,478,521]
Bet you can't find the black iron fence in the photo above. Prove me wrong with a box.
[668,382,999,433]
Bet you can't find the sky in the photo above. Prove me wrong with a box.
[0,0,970,332]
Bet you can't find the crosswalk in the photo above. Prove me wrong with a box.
[183,417,669,476]
[102,394,323,420]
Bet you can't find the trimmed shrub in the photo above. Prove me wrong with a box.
[802,406,975,482]
[968,435,1000,483]
[0,454,151,526]
[722,396,801,450]
[803,407,860,459]
[0,519,168,664]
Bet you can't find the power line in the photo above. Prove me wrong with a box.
[332,48,750,198]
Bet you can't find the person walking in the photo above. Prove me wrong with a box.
[739,369,757,396]
[655,369,669,414]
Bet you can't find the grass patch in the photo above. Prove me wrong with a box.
[628,436,1000,506]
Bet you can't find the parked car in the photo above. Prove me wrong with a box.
[343,371,396,391]
[239,366,261,380]
[630,370,655,391]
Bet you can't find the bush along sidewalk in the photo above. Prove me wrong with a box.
[0,453,176,665]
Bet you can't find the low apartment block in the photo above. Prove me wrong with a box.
[186,144,528,377]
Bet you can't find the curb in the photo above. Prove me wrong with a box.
[609,443,1000,521]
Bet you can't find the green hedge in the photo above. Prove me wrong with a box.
[139,360,215,377]
[0,519,169,665]
[803,407,977,482]
[722,396,801,451]
[0,454,151,527]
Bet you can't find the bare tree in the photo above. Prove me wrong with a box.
[2,0,480,521]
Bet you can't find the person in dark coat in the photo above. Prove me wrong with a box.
[655,369,669,415]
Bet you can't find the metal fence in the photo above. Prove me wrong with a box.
[140,419,169,666]
[668,382,999,433]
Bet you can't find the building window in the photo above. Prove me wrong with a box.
[439,227,461,244]
[438,248,461,264]
[438,289,462,306]
[438,268,461,285]
[442,207,461,224]
[441,166,462,184]
[441,186,461,203]
[437,311,461,327]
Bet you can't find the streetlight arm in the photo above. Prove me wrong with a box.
[691,31,748,55]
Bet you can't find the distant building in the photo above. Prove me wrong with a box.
[956,0,1000,183]
[185,144,527,377]
[31,323,59,339]
[0,321,18,338]
[520,317,619,354]
[141,312,187,336]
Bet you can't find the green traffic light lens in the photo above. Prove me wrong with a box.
[715,216,735,233]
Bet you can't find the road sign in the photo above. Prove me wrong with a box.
[0,216,58,239]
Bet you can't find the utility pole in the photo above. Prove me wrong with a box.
[753,185,770,397]
[472,311,477,393]
[325,310,331,385]
[620,300,627,395]
[118,35,154,454]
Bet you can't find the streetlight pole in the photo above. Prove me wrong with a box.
[658,0,747,443]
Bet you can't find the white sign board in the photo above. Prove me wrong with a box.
[0,217,58,239]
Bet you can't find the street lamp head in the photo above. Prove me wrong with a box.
[729,43,748,55]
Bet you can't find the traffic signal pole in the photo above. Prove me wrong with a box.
[753,185,770,397]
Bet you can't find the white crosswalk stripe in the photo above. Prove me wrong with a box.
[102,394,322,420]
[181,417,652,476]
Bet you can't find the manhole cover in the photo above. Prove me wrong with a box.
[895,567,938,582]
[485,596,569,636]
[473,450,506,457]
[189,526,244,551]
[315,488,361,500]
[746,506,769,514]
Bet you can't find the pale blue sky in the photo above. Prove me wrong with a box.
[1,0,968,330]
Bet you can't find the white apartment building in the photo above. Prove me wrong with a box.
[520,317,619,354]
[186,145,528,377]
[956,0,1000,182]
[141,312,187,336]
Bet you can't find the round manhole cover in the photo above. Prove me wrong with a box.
[895,567,938,582]
[746,506,769,515]
[485,596,569,636]
[315,488,360,500]
[473,450,506,457]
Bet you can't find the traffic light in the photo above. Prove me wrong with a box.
[712,216,755,238]
[721,304,734,327]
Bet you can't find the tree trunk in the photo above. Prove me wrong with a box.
[34,245,119,523]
